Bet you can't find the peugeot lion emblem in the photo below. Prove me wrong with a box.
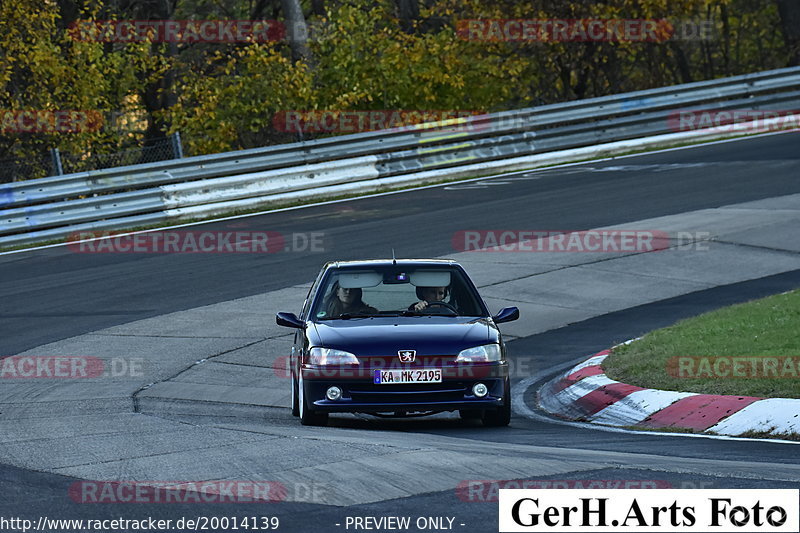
[398,350,416,363]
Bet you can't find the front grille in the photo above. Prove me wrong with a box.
[348,382,468,403]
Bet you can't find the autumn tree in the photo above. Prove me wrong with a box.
[2,0,798,179]
[0,0,162,179]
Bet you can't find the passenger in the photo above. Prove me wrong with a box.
[325,281,377,317]
[409,286,450,312]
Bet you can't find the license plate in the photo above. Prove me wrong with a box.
[374,369,442,384]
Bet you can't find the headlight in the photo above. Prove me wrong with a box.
[308,347,359,365]
[455,344,502,363]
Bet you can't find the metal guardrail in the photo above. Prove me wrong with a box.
[2,66,800,247]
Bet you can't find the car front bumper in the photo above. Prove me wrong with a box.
[301,363,508,414]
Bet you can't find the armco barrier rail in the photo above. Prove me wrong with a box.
[2,66,800,247]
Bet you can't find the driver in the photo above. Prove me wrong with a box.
[409,286,450,312]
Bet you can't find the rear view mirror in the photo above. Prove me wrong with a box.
[493,307,519,324]
[276,312,305,329]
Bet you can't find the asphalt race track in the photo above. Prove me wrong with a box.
[1,132,800,532]
[4,132,800,356]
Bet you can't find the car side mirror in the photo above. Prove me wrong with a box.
[493,307,519,324]
[276,312,305,329]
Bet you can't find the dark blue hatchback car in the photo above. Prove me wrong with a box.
[276,259,519,426]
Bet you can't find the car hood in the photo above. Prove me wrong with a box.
[310,316,495,356]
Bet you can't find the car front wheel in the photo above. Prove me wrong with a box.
[482,379,511,427]
[298,373,328,426]
[291,369,299,417]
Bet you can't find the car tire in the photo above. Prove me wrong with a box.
[291,370,299,417]
[459,409,482,420]
[482,379,511,427]
[298,373,328,426]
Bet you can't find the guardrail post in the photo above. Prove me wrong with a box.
[171,132,184,159]
[50,148,64,176]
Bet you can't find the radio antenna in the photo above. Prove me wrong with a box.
[392,248,396,265]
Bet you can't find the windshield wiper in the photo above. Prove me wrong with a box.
[336,313,375,320]
[317,313,374,320]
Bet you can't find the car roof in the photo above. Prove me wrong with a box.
[326,259,459,269]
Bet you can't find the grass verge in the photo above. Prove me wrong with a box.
[604,289,800,398]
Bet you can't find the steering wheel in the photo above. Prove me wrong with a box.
[425,301,458,314]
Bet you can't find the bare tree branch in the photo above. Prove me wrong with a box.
[281,0,314,65]
[776,0,800,66]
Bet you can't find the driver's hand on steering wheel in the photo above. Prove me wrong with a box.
[412,300,429,311]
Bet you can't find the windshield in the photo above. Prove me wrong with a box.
[311,265,487,320]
